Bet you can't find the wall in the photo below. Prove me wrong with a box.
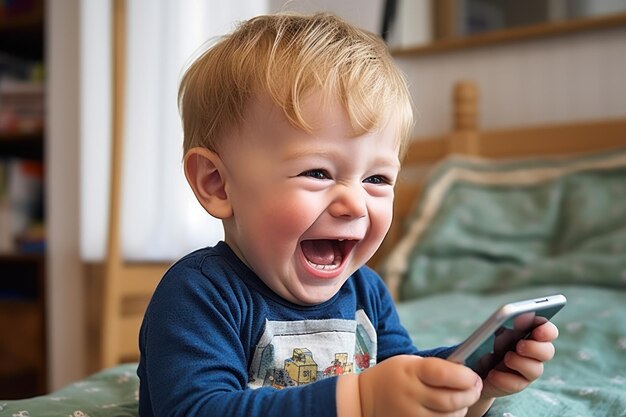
[395,26,626,137]
[47,0,84,389]
[268,0,626,139]
[269,0,384,33]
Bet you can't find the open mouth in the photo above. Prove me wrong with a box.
[300,239,357,271]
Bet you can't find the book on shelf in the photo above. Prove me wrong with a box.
[0,158,44,254]
[0,77,44,136]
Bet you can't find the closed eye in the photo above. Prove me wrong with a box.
[299,169,331,180]
[363,175,393,185]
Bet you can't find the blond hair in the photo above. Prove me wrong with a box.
[179,12,413,155]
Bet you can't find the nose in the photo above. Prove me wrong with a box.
[328,183,367,219]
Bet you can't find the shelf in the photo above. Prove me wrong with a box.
[0,302,46,398]
[0,254,44,301]
[0,0,44,61]
[0,369,45,399]
[0,27,43,61]
[0,251,45,261]
[0,256,46,398]
[0,0,47,399]
[391,12,626,57]
[0,132,44,160]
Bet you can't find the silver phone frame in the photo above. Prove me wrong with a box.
[447,294,567,365]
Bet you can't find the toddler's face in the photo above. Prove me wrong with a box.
[220,93,401,305]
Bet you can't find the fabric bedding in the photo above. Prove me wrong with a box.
[384,148,626,301]
[3,285,624,417]
[397,285,626,417]
[3,149,626,417]
[5,292,623,417]
[387,148,626,416]
[0,363,139,416]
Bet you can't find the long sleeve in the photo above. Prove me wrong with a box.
[138,248,338,417]
[359,267,456,361]
[138,245,455,417]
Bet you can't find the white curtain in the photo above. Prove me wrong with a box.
[80,0,112,262]
[81,0,268,261]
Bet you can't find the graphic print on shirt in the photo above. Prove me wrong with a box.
[248,309,377,389]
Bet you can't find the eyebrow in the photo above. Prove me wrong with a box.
[282,148,332,162]
[284,148,401,170]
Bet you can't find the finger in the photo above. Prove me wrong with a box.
[485,368,530,396]
[503,351,544,381]
[517,339,556,362]
[530,321,559,342]
[417,381,482,413]
[417,358,480,390]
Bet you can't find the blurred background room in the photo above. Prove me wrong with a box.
[1,0,625,400]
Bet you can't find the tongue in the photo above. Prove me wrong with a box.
[301,240,337,265]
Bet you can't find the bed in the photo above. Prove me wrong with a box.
[2,81,626,416]
[376,81,626,416]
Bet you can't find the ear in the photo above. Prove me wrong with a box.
[184,147,233,219]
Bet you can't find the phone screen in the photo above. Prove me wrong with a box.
[465,304,562,378]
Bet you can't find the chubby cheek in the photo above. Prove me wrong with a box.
[361,198,394,256]
[259,194,313,247]
[370,197,394,238]
[233,198,303,282]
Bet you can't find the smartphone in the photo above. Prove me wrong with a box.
[447,294,566,379]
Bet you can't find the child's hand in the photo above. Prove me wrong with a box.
[358,355,482,417]
[480,321,559,399]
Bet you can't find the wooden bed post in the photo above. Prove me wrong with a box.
[101,0,126,369]
[449,80,480,155]
[96,0,170,370]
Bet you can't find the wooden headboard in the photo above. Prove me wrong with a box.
[85,0,170,372]
[369,80,626,298]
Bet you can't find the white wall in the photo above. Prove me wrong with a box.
[47,0,85,389]
[80,0,112,263]
[395,26,626,138]
[269,0,384,33]
[267,0,626,139]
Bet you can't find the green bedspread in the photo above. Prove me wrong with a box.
[0,364,139,417]
[387,148,626,416]
[3,149,625,416]
[3,288,623,417]
[384,149,626,301]
[397,285,626,417]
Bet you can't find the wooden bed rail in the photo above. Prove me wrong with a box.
[370,79,626,272]
[370,80,480,269]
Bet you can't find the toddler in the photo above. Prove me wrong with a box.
[138,12,558,417]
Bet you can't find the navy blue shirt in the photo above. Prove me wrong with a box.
[138,242,453,417]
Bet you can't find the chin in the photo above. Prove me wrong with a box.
[291,286,340,306]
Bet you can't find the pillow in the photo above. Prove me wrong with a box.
[383,148,626,302]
